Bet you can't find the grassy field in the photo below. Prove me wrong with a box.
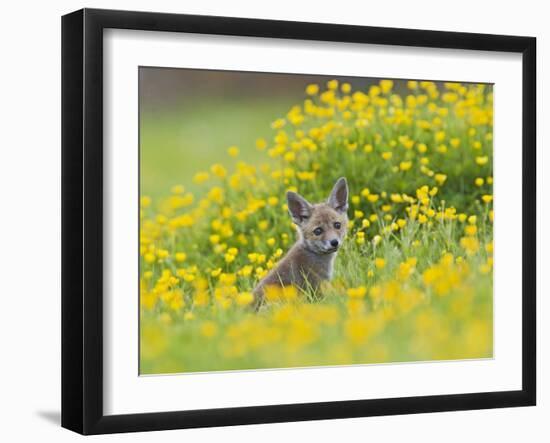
[139,79,493,374]
[140,97,296,199]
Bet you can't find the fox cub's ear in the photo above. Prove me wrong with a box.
[287,191,313,225]
[328,177,349,214]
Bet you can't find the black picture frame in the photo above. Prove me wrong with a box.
[62,8,536,435]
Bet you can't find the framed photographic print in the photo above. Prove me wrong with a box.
[61,8,536,435]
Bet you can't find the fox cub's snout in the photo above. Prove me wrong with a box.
[253,177,349,308]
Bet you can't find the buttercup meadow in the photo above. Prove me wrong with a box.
[139,74,493,374]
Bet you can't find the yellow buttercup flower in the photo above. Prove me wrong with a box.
[367,194,379,203]
[435,173,447,185]
[347,286,367,298]
[265,285,298,302]
[171,184,185,194]
[327,79,339,90]
[210,163,227,178]
[306,84,319,95]
[227,146,239,157]
[460,236,480,254]
[465,225,477,236]
[476,156,489,166]
[200,321,218,338]
[399,161,412,171]
[175,252,187,262]
[271,118,286,129]
[140,196,152,208]
[341,83,352,94]
[193,171,209,184]
[236,292,254,306]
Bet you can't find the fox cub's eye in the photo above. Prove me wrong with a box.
[313,227,323,236]
[334,222,341,229]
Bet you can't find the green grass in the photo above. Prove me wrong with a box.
[140,97,295,199]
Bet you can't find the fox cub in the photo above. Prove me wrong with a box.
[253,177,349,308]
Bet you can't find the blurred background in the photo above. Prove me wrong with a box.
[139,68,489,200]
[140,68,384,198]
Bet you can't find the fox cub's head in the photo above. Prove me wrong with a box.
[287,177,349,255]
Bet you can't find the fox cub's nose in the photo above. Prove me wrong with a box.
[330,239,339,248]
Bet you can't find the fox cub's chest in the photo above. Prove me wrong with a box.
[294,253,335,285]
